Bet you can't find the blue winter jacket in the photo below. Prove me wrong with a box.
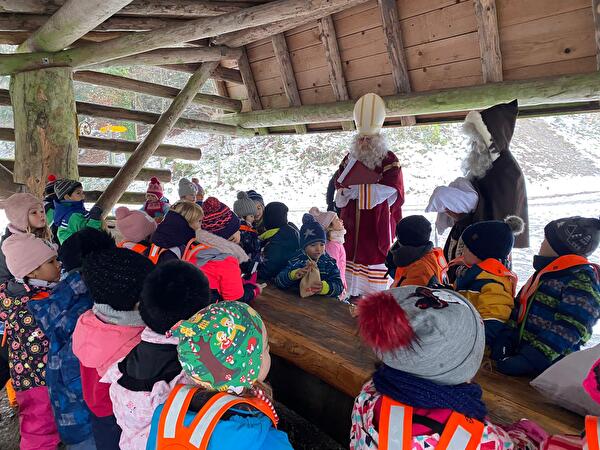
[28,270,94,445]
[146,402,293,450]
[257,224,300,281]
[275,250,344,298]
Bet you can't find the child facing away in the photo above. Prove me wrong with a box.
[102,260,213,450]
[53,178,103,244]
[309,207,347,295]
[351,286,537,450]
[234,191,262,266]
[492,216,600,377]
[385,215,448,288]
[142,177,170,223]
[73,245,154,449]
[454,216,524,343]
[28,228,116,448]
[0,233,62,449]
[178,178,198,202]
[258,202,300,282]
[115,206,158,256]
[147,301,293,450]
[275,214,344,298]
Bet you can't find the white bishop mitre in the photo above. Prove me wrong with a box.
[353,93,386,136]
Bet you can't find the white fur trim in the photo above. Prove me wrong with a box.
[464,110,493,148]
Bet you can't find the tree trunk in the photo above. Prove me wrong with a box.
[10,67,78,196]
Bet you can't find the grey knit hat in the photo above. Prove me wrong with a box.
[178,178,197,198]
[545,216,600,257]
[358,286,484,385]
[54,179,83,200]
[233,191,258,218]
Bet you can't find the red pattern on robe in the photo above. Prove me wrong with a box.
[335,151,404,266]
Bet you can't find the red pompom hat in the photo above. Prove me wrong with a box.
[146,177,163,199]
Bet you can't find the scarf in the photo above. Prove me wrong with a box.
[23,278,58,290]
[373,365,487,422]
[329,229,346,244]
[93,303,145,327]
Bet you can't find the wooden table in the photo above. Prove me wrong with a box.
[253,287,583,436]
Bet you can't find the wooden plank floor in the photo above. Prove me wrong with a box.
[253,287,583,435]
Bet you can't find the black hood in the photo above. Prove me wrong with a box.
[481,99,519,153]
[151,211,196,248]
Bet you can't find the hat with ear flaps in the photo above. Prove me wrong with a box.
[353,93,386,136]
[464,99,519,153]
[358,286,485,385]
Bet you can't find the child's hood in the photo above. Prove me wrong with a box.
[53,199,86,225]
[72,310,144,375]
[151,211,195,248]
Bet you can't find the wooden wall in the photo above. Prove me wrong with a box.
[224,0,597,132]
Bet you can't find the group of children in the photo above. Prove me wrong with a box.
[0,170,599,450]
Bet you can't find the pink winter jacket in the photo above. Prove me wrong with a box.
[101,328,189,450]
[326,240,347,291]
[72,310,144,417]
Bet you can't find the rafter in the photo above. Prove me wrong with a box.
[237,47,268,135]
[271,34,307,134]
[163,64,244,84]
[473,0,503,83]
[317,16,354,131]
[593,0,600,70]
[378,0,415,126]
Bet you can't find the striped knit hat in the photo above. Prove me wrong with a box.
[201,197,240,240]
[44,174,57,197]
[54,179,83,200]
[146,177,163,199]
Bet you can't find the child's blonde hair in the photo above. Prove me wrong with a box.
[170,201,204,228]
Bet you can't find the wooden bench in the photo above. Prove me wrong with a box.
[253,286,583,438]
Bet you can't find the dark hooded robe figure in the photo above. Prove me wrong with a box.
[444,100,529,268]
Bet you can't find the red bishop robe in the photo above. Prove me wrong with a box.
[335,151,404,266]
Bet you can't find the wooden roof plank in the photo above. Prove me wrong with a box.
[238,47,269,134]
[594,0,600,69]
[474,0,503,83]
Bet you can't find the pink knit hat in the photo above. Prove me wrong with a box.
[115,206,157,243]
[309,207,337,229]
[584,359,600,405]
[146,177,163,199]
[0,193,44,232]
[1,233,58,279]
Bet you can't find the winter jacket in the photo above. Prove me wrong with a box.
[27,270,93,445]
[326,240,347,292]
[455,259,516,342]
[240,221,261,264]
[102,327,189,450]
[0,280,52,391]
[150,210,196,264]
[275,250,344,298]
[258,224,300,281]
[146,390,294,450]
[350,379,525,450]
[494,257,600,377]
[387,243,447,288]
[72,309,145,417]
[142,197,170,220]
[53,199,102,244]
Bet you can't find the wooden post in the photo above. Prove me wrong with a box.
[9,67,78,196]
[271,34,307,134]
[593,0,600,70]
[0,163,20,199]
[318,16,354,131]
[378,0,415,126]
[95,62,218,215]
[238,48,268,135]
[18,0,134,52]
[474,0,503,83]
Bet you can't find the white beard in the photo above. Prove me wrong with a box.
[461,121,499,179]
[349,134,389,170]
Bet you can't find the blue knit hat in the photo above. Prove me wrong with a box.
[461,216,524,260]
[300,214,326,249]
[246,190,264,205]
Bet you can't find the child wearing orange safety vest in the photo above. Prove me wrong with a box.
[385,215,448,288]
[351,286,535,450]
[147,301,294,450]
[492,216,600,377]
[115,206,157,258]
[454,216,524,343]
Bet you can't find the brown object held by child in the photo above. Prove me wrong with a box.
[299,259,322,298]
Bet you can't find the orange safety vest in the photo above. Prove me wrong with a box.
[392,248,449,288]
[379,396,484,450]
[118,241,150,257]
[142,239,211,265]
[516,255,597,323]
[239,224,256,234]
[157,385,278,449]
[586,416,600,450]
[477,258,518,297]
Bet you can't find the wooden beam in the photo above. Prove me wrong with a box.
[85,190,147,204]
[0,126,202,160]
[18,0,134,52]
[95,62,218,216]
[74,70,242,112]
[0,162,21,199]
[593,0,600,70]
[84,47,242,69]
[0,0,252,17]
[378,0,415,126]
[473,0,503,83]
[237,47,268,135]
[213,72,600,128]
[271,34,306,134]
[317,16,354,132]
[212,0,369,47]
[164,64,244,84]
[0,158,172,182]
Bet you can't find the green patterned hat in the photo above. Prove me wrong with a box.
[172,301,265,391]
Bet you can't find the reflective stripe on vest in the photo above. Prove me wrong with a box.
[118,241,149,256]
[148,244,164,265]
[379,396,484,450]
[157,385,278,449]
[586,416,600,450]
[517,255,592,323]
[392,248,449,288]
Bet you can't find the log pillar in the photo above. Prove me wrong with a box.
[9,67,79,196]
